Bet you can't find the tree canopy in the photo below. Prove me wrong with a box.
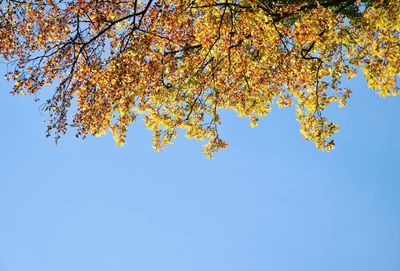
[1,0,399,157]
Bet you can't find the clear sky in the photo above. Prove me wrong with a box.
[0,64,399,271]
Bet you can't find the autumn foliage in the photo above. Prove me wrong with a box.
[1,0,399,157]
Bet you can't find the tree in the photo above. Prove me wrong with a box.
[0,0,398,157]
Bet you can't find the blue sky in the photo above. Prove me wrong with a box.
[0,66,399,271]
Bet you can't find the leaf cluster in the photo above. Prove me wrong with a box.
[0,0,398,157]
